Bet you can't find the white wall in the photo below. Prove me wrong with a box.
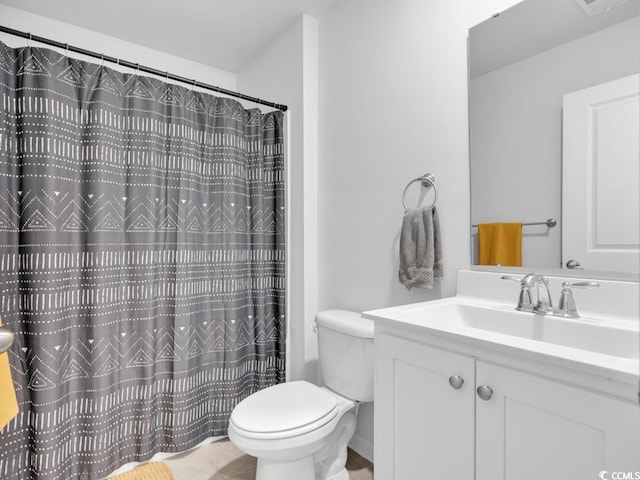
[237,15,320,384]
[0,5,236,90]
[317,0,522,461]
[470,16,640,269]
[0,0,543,465]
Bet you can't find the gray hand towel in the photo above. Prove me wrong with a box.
[399,206,443,290]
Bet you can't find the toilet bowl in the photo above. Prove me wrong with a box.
[228,381,357,480]
[228,310,374,480]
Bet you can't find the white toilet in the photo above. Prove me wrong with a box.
[228,309,374,480]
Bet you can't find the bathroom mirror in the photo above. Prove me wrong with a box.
[468,0,639,277]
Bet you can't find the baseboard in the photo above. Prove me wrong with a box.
[348,432,373,463]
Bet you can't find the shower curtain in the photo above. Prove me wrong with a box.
[0,41,286,480]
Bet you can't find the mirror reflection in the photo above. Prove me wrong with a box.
[469,0,639,274]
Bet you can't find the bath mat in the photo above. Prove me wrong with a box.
[108,462,175,480]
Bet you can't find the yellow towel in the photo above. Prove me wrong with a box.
[478,223,522,267]
[108,462,175,480]
[0,316,18,431]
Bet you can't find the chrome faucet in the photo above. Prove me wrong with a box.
[502,273,553,314]
[501,274,599,318]
[532,274,554,314]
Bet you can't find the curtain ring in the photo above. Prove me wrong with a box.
[101,53,105,67]
[27,33,32,49]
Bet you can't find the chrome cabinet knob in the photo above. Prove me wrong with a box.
[477,385,493,401]
[448,375,464,390]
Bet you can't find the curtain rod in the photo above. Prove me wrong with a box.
[0,25,288,112]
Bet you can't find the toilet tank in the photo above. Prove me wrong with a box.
[316,309,374,402]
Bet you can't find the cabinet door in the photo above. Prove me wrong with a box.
[375,333,475,480]
[476,361,640,480]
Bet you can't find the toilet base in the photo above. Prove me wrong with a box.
[326,467,349,480]
[313,404,357,480]
[256,456,315,480]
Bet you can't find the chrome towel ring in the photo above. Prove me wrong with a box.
[402,173,437,210]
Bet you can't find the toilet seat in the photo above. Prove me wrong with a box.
[229,381,340,440]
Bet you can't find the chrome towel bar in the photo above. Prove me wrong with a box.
[471,218,557,228]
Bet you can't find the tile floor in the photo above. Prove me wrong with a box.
[163,438,374,480]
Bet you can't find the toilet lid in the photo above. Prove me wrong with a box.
[230,381,339,439]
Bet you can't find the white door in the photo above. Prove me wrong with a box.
[562,74,639,272]
[475,362,640,480]
[375,334,475,480]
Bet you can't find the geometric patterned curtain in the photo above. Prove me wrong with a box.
[0,40,285,480]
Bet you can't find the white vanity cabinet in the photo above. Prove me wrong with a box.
[375,333,475,479]
[375,330,640,480]
[475,361,640,480]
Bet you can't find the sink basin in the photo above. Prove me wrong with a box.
[395,302,639,360]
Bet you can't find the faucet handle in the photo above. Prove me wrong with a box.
[556,281,599,318]
[501,274,536,311]
[500,275,521,283]
[561,281,600,289]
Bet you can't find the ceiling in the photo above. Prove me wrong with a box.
[469,0,639,78]
[0,0,340,72]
